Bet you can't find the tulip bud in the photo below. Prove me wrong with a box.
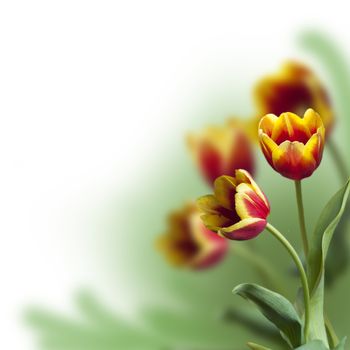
[258,109,325,180]
[197,169,270,240]
[187,120,255,186]
[157,203,228,270]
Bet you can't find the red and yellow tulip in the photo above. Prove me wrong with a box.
[187,120,255,186]
[157,203,228,270]
[259,109,325,180]
[197,169,270,240]
[254,61,334,135]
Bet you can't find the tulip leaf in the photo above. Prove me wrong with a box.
[233,283,302,348]
[307,179,350,345]
[294,340,328,350]
[293,337,346,350]
[325,205,350,287]
[247,342,272,350]
[333,337,347,350]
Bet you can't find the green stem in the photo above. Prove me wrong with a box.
[231,244,285,294]
[294,180,309,257]
[328,138,348,183]
[266,223,310,343]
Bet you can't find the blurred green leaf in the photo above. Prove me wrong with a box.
[26,291,165,350]
[233,283,302,348]
[307,180,350,345]
[334,337,347,350]
[27,290,252,350]
[247,342,272,350]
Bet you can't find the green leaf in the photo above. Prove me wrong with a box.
[233,283,302,348]
[293,337,346,350]
[307,180,350,345]
[294,340,328,349]
[325,205,350,287]
[334,337,347,350]
[247,342,272,350]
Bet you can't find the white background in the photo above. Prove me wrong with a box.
[0,1,349,348]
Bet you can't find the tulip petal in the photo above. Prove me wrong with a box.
[196,194,221,213]
[197,194,240,229]
[304,130,324,166]
[272,141,317,180]
[214,175,237,210]
[219,218,267,240]
[190,245,228,269]
[157,203,229,270]
[259,132,278,167]
[191,214,225,245]
[198,140,223,184]
[235,169,270,210]
[200,214,234,231]
[271,112,311,144]
[189,214,228,269]
[225,128,255,176]
[259,113,278,137]
[303,108,324,134]
[188,121,256,186]
[235,183,270,220]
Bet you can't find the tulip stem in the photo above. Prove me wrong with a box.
[294,180,309,257]
[266,223,310,343]
[328,138,348,183]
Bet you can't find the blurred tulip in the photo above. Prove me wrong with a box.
[254,61,334,135]
[157,203,228,270]
[259,109,325,180]
[197,169,270,240]
[187,120,255,186]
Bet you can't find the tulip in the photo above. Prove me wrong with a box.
[157,203,228,270]
[254,61,334,135]
[187,120,255,186]
[197,169,270,240]
[258,109,325,180]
